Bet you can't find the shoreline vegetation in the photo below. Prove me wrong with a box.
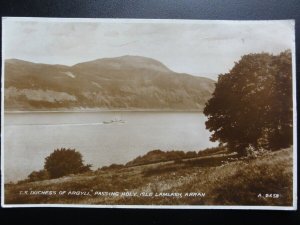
[4,146,293,205]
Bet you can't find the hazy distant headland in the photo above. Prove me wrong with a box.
[4,55,215,111]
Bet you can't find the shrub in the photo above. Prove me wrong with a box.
[28,169,50,182]
[100,163,124,171]
[44,148,92,178]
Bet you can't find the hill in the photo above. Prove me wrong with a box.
[4,56,215,111]
[4,147,293,206]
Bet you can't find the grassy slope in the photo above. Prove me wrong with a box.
[5,147,293,206]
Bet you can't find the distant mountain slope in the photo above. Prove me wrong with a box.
[4,56,215,111]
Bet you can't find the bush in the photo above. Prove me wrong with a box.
[100,163,124,171]
[28,169,50,182]
[44,148,92,178]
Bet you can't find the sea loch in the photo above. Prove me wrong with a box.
[4,111,217,182]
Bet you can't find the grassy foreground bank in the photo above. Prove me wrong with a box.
[5,147,293,206]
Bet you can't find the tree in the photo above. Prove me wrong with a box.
[44,148,92,178]
[204,51,292,155]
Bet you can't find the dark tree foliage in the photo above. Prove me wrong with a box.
[204,51,292,155]
[44,148,92,178]
[28,169,50,182]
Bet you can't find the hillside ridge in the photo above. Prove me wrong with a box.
[4,55,215,111]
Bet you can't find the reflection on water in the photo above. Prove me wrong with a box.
[4,111,218,182]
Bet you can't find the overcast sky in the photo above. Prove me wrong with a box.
[3,18,294,80]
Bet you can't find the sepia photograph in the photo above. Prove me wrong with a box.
[1,18,297,209]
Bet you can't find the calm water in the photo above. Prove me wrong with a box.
[4,111,217,182]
